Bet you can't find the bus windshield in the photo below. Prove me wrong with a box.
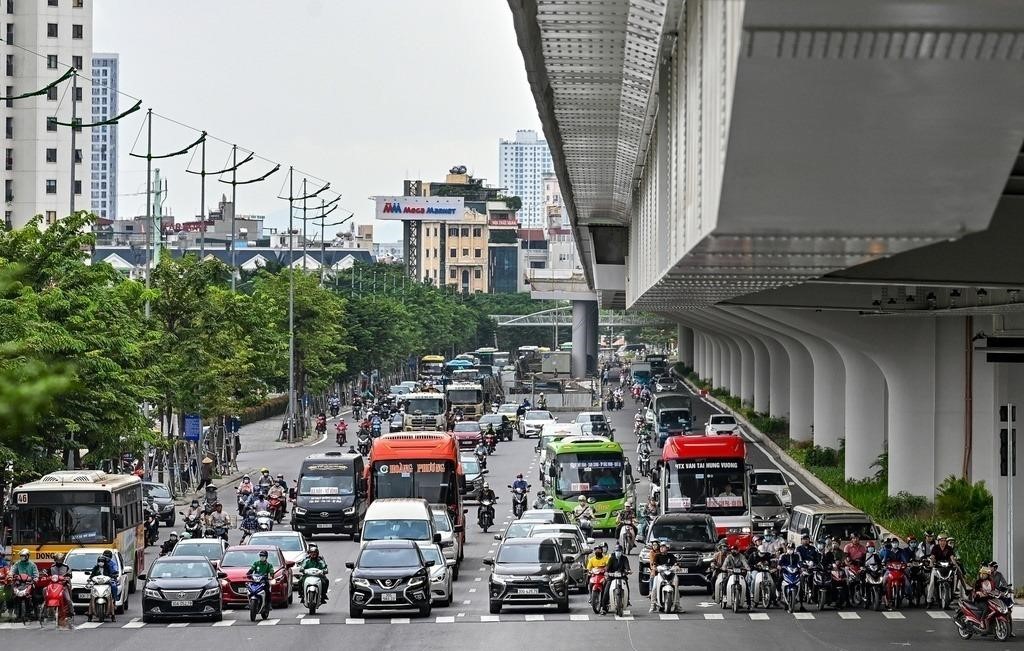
[406,398,444,415]
[13,504,112,545]
[447,389,482,404]
[421,362,444,375]
[667,459,746,516]
[372,460,456,506]
[298,473,354,496]
[554,452,624,500]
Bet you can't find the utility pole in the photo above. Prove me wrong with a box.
[69,70,77,216]
[302,178,308,271]
[230,145,238,291]
[288,167,296,443]
[144,109,153,318]
[199,135,206,258]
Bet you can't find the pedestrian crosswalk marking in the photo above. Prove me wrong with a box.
[436,616,456,623]
[345,618,364,625]
[659,614,679,620]
[256,618,280,626]
[212,620,236,627]
[300,618,319,625]
[391,617,410,624]
[480,615,500,622]
[122,621,145,628]
[793,612,815,619]
[525,614,544,621]
[748,613,769,620]
[167,622,189,627]
[926,611,948,619]
[570,614,590,621]
[462,600,472,605]
[614,615,634,621]
[837,612,860,619]
[884,612,906,619]
[704,613,724,620]
[76,622,104,629]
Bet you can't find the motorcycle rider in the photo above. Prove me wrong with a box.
[649,542,679,612]
[585,544,609,604]
[239,508,259,543]
[926,533,957,607]
[315,412,328,436]
[89,554,119,621]
[796,533,821,564]
[573,495,595,538]
[185,498,204,522]
[268,480,287,518]
[537,393,548,409]
[614,498,637,544]
[299,545,329,604]
[257,468,274,491]
[761,531,785,556]
[0,549,8,569]
[721,545,751,607]
[12,549,39,581]
[246,549,275,607]
[533,489,550,509]
[918,530,937,560]
[511,473,529,492]
[478,483,497,526]
[843,533,867,565]
[822,538,846,567]
[159,532,179,556]
[236,474,254,497]
[335,419,348,443]
[710,540,730,603]
[207,502,231,538]
[602,544,632,612]
[46,551,75,618]
[251,490,271,514]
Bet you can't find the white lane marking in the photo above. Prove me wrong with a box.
[345,618,364,624]
[838,611,860,619]
[480,615,499,622]
[474,577,482,582]
[570,614,590,621]
[335,578,344,582]
[76,622,104,629]
[748,613,770,620]
[478,567,486,571]
[391,617,410,624]
[793,612,815,620]
[310,432,329,447]
[122,621,146,628]
[167,622,189,627]
[525,614,544,621]
[884,611,907,619]
[469,588,477,593]
[704,613,724,620]
[257,618,280,626]
[212,620,236,627]
[296,613,305,619]
[659,614,679,620]
[615,615,634,621]
[300,618,319,625]
[925,611,948,619]
[436,616,456,623]
[462,600,472,605]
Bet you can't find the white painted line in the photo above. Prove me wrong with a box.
[257,618,280,626]
[345,618,364,625]
[884,611,907,619]
[837,611,860,620]
[748,613,770,620]
[212,620,236,627]
[1013,609,1024,621]
[525,614,544,621]
[659,614,679,620]
[479,567,486,571]
[468,588,477,593]
[457,612,465,618]
[391,617,410,624]
[462,600,472,605]
[296,613,305,619]
[474,577,482,582]
[793,612,815,620]
[925,611,948,619]
[704,613,724,620]
[570,614,590,621]
[300,618,319,625]
[167,622,189,627]
[436,616,456,623]
[310,432,329,447]
[334,578,344,582]
[614,615,634,621]
[76,622,104,629]
[122,621,146,628]
[480,615,500,622]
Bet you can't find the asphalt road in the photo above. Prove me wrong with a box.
[1,393,996,650]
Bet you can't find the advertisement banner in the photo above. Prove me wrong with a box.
[375,196,464,221]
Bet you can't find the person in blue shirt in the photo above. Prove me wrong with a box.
[796,534,820,564]
[511,474,529,492]
[878,538,900,563]
[0,549,9,569]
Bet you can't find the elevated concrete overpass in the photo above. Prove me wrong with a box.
[508,0,1024,582]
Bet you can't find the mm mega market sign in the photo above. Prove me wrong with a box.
[375,196,464,221]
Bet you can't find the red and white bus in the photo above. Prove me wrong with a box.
[659,435,753,549]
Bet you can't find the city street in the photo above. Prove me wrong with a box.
[1,385,991,649]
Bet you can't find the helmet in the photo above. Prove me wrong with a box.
[516,473,523,479]
[191,499,200,507]
[246,508,255,516]
[19,549,29,559]
[97,556,107,564]
[786,543,796,551]
[242,474,250,480]
[309,547,320,557]
[261,468,269,474]
[990,561,999,569]
[979,566,992,577]
[214,501,223,508]
[258,550,268,558]
[53,552,65,564]
[276,474,284,479]
[578,495,587,504]
[482,482,489,489]
[539,392,545,396]
[169,531,178,538]
[103,549,113,559]
[180,532,192,540]
[729,546,739,554]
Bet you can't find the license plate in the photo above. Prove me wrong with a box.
[517,588,539,594]
[170,601,193,607]
[317,523,333,529]
[758,522,774,528]
[237,587,248,594]
[678,568,688,573]
[381,593,397,602]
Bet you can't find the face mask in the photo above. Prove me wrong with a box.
[867,547,875,554]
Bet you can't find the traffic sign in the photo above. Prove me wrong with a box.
[183,413,202,442]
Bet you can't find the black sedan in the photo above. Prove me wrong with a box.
[144,481,176,526]
[140,556,225,623]
[479,414,513,441]
[346,539,434,618]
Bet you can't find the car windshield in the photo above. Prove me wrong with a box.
[526,411,553,421]
[711,416,736,425]
[576,414,604,423]
[359,547,421,568]
[819,521,877,541]
[751,493,783,507]
[406,398,444,415]
[249,535,303,551]
[144,484,170,499]
[461,459,480,474]
[753,472,786,486]
[420,547,443,564]
[498,405,517,414]
[479,416,502,425]
[171,542,224,561]
[453,423,480,432]
[431,512,452,532]
[496,543,560,564]
[503,522,535,538]
[536,536,579,555]
[150,561,214,579]
[659,410,691,428]
[649,521,716,544]
[220,550,271,568]
[298,473,354,496]
[66,553,102,571]
[362,519,432,542]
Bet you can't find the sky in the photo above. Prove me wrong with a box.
[93,0,543,241]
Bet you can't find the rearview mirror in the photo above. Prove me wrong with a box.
[344,562,355,570]
[481,469,489,475]
[424,560,435,568]
[137,574,147,581]
[217,571,228,580]
[563,554,576,564]
[482,558,494,566]
[432,533,442,543]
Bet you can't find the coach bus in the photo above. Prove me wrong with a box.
[542,435,626,534]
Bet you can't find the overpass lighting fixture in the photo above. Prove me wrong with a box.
[1010,289,1021,304]
[976,288,988,306]
[949,289,961,307]
[887,297,897,305]
[926,292,937,309]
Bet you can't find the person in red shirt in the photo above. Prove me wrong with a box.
[843,533,867,564]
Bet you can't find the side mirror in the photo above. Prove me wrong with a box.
[586,538,595,546]
[507,485,513,489]
[344,562,355,570]
[211,560,220,569]
[563,554,576,564]
[217,571,228,580]
[288,488,297,500]
[454,524,464,533]
[446,559,456,567]
[481,469,489,475]
[432,533,442,543]
[493,534,502,541]
[482,558,494,566]
[137,574,147,581]
[286,560,295,568]
[424,560,435,568]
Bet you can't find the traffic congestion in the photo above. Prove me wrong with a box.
[0,347,1012,644]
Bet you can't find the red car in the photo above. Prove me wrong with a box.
[451,421,482,449]
[218,545,294,608]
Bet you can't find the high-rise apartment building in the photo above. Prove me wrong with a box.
[90,52,116,220]
[2,0,93,229]
[498,129,553,228]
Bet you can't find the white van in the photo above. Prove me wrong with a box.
[784,504,880,546]
[359,498,441,549]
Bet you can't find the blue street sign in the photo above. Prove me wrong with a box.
[184,413,202,442]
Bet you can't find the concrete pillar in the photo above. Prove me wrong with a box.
[571,300,589,377]
[727,338,743,397]
[837,349,887,481]
[807,341,846,450]
[761,336,789,419]
[702,334,713,380]
[933,318,967,486]
[699,309,773,415]
[585,301,599,374]
[732,335,755,408]
[678,324,694,368]
[712,337,724,388]
[693,332,705,376]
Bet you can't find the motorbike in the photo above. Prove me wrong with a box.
[826,562,849,609]
[607,570,628,617]
[329,403,340,418]
[11,573,36,623]
[907,560,927,607]
[577,514,594,541]
[256,509,274,532]
[144,504,160,547]
[932,560,958,610]
[751,561,776,610]
[370,422,382,438]
[301,567,326,615]
[863,560,885,611]
[810,562,832,611]
[475,450,488,470]
[182,512,203,539]
[336,422,348,446]
[40,573,69,629]
[617,519,637,554]
[0,567,11,618]
[654,564,681,613]
[236,491,254,516]
[269,496,285,524]
[247,574,271,622]
[844,561,865,608]
[954,589,1013,642]
[484,433,497,454]
[723,568,747,613]
[353,405,362,420]
[478,498,496,532]
[202,485,219,514]
[781,563,803,613]
[509,485,529,518]
[884,560,907,610]
[588,567,606,614]
[637,447,651,478]
[357,433,372,456]
[87,574,115,623]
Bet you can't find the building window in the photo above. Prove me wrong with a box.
[74,148,81,163]
[5,22,11,45]
[5,116,12,138]
[45,179,57,194]
[46,87,57,101]
[5,54,13,76]
[45,148,57,163]
[73,180,81,194]
[4,85,10,108]
[4,147,10,170]
[48,0,58,5]
[45,211,56,225]
[4,180,11,203]
[460,227,469,237]
[47,54,58,69]
[474,269,482,279]
[473,228,481,237]
[474,248,481,257]
[433,248,438,258]
[73,86,82,101]
[46,117,57,132]
[462,248,469,256]
[448,227,457,237]
[72,55,82,70]
[6,1,12,16]
[72,24,83,39]
[73,0,83,7]
[47,23,57,37]
[449,268,456,279]
[449,248,456,258]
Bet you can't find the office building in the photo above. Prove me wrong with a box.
[2,0,93,229]
[498,129,553,228]
[90,52,116,219]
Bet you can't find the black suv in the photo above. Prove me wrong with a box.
[638,513,718,595]
[346,539,434,618]
[485,537,571,614]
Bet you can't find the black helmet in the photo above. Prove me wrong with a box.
[97,556,107,564]
[102,549,113,559]
[258,550,268,558]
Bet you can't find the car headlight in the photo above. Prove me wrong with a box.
[352,578,370,588]
[408,576,427,588]
[549,572,567,584]
[144,588,161,598]
[343,507,356,515]
[293,507,307,515]
[781,487,791,495]
[491,573,515,583]
[201,587,221,599]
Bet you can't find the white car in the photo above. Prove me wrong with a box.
[419,544,454,607]
[522,409,557,438]
[750,469,793,508]
[246,531,309,587]
[430,505,463,579]
[705,413,740,435]
[64,548,132,614]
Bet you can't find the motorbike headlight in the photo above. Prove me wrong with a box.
[293,507,307,515]
[343,507,356,515]
[352,578,370,588]
[144,588,161,598]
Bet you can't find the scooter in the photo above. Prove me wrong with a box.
[863,560,885,611]
[932,560,957,610]
[907,560,927,607]
[335,421,348,446]
[954,589,1013,642]
[357,433,372,456]
[40,573,70,629]
[750,561,776,610]
[617,520,637,554]
[781,563,802,613]
[256,509,274,532]
[11,573,36,623]
[654,564,681,613]
[87,574,115,623]
[478,499,496,532]
[844,561,865,608]
[144,503,161,547]
[329,403,340,418]
[181,512,203,539]
[202,485,219,515]
[811,562,832,611]
[637,447,651,478]
[588,567,606,614]
[0,567,12,618]
[247,575,271,622]
[301,567,326,616]
[884,561,907,611]
[607,570,629,617]
[509,485,529,518]
[268,496,285,524]
[827,562,849,609]
[723,568,747,613]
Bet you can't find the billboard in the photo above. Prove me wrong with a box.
[375,196,464,221]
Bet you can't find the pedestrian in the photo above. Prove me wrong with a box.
[199,455,214,490]
[280,419,289,441]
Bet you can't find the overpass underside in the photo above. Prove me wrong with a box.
[509,0,1024,580]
